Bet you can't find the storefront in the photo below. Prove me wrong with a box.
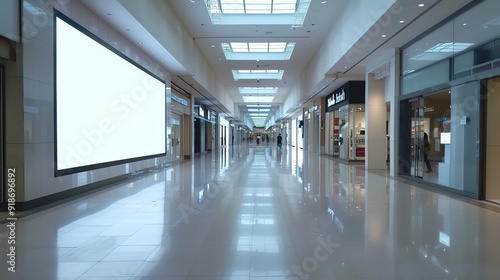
[194,101,216,154]
[170,87,191,162]
[398,0,500,201]
[325,81,365,160]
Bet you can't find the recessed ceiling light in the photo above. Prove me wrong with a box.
[321,1,327,3]
[418,3,424,7]
[211,45,215,48]
[382,34,387,37]
[462,23,467,26]
[399,20,405,23]
[138,42,143,45]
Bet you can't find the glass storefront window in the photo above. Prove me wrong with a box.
[351,104,365,160]
[338,105,349,159]
[402,21,454,76]
[171,113,181,160]
[337,104,365,160]
[406,84,480,197]
[402,0,500,95]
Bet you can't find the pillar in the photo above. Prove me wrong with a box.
[365,73,387,170]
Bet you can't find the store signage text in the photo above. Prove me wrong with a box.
[327,89,346,107]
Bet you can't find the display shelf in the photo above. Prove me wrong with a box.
[355,135,365,146]
[333,118,340,155]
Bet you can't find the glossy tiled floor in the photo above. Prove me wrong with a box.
[2,144,500,280]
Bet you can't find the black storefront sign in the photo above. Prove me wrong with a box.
[326,81,365,112]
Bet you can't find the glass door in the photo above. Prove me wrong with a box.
[171,113,181,160]
[410,98,425,178]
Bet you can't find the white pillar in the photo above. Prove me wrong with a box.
[388,57,400,177]
[365,73,387,170]
[190,94,195,161]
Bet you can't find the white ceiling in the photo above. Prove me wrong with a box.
[83,0,476,127]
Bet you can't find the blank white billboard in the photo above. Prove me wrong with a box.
[55,11,166,176]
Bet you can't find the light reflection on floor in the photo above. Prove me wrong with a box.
[1,143,500,280]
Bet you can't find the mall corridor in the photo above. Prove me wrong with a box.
[1,144,500,280]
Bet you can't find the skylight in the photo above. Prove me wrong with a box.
[232,42,287,52]
[243,96,275,103]
[232,70,283,81]
[251,116,268,126]
[247,104,271,108]
[219,0,298,14]
[222,42,295,60]
[206,0,311,27]
[239,70,279,73]
[248,112,268,116]
[239,87,278,94]
[247,108,270,112]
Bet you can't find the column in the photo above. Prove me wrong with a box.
[365,73,387,170]
[388,58,400,177]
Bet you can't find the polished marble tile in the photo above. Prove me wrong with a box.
[29,261,96,279]
[59,236,129,262]
[101,245,158,262]
[188,245,252,277]
[77,261,143,278]
[1,145,500,280]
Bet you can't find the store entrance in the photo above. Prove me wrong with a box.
[171,113,181,160]
[409,91,451,183]
[410,97,425,178]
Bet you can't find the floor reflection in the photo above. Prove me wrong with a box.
[1,144,500,279]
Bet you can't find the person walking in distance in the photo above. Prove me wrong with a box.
[277,133,282,150]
